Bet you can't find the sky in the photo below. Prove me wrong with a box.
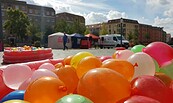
[20,0,173,36]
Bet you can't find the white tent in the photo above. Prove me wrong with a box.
[48,32,72,49]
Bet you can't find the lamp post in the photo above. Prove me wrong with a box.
[0,1,4,51]
[120,18,123,47]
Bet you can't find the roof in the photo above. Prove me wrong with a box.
[85,34,100,39]
[48,32,70,37]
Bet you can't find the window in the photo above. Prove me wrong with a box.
[113,37,117,41]
[35,10,38,15]
[29,9,33,13]
[15,5,19,9]
[2,11,4,16]
[22,6,25,10]
[51,12,54,16]
[52,19,55,22]
[46,11,50,15]
[1,4,4,8]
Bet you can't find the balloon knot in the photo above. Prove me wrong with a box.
[59,86,67,92]
[134,63,138,67]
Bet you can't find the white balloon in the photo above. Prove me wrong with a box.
[127,52,155,80]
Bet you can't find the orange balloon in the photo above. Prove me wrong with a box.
[76,56,102,78]
[24,77,67,103]
[77,68,131,103]
[154,72,172,87]
[63,55,73,65]
[101,59,134,81]
[52,66,79,94]
[55,62,64,68]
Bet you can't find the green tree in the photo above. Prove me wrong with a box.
[133,29,139,45]
[54,19,68,33]
[72,20,85,34]
[3,8,30,41]
[27,22,41,44]
[55,19,86,34]
[145,32,150,43]
[84,27,90,35]
[43,26,55,45]
[127,31,133,41]
[99,23,108,35]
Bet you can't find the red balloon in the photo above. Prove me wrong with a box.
[131,75,169,103]
[167,81,173,102]
[0,70,14,100]
[124,95,160,103]
[143,42,173,67]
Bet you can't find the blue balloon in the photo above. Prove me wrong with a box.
[0,90,25,102]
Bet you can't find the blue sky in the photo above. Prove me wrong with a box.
[21,0,173,36]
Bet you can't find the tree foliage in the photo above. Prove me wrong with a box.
[3,8,30,41]
[27,22,41,43]
[54,19,86,34]
[99,23,108,35]
[84,27,90,35]
[54,19,67,33]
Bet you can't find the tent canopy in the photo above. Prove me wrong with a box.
[85,34,100,39]
[48,32,70,37]
[71,33,85,38]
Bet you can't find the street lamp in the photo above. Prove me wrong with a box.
[120,18,123,47]
[0,1,4,51]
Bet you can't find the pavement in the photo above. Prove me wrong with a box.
[0,48,116,67]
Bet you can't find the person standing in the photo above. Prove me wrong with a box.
[63,32,68,50]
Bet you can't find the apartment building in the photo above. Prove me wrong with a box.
[27,4,55,32]
[1,0,56,34]
[139,24,165,44]
[87,18,166,44]
[55,12,85,28]
[107,18,139,39]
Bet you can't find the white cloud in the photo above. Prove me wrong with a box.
[164,9,173,17]
[85,12,107,25]
[154,16,173,35]
[154,16,173,25]
[107,10,127,20]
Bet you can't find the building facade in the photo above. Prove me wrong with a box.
[56,12,85,25]
[87,18,166,45]
[55,12,85,33]
[1,0,55,34]
[107,18,139,39]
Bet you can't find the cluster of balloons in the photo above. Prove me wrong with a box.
[0,41,173,103]
[5,45,45,51]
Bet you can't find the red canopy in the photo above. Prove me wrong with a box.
[85,34,100,39]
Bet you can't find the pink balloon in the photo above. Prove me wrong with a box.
[99,56,112,62]
[116,50,134,60]
[38,63,55,70]
[30,69,58,82]
[0,69,14,100]
[2,64,32,90]
[143,42,173,67]
[18,78,31,90]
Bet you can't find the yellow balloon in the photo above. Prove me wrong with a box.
[3,100,30,103]
[70,52,94,69]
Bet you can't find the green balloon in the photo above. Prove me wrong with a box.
[160,63,173,79]
[153,59,161,72]
[56,94,93,103]
[131,45,145,53]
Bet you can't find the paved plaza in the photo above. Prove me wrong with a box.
[0,48,116,66]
